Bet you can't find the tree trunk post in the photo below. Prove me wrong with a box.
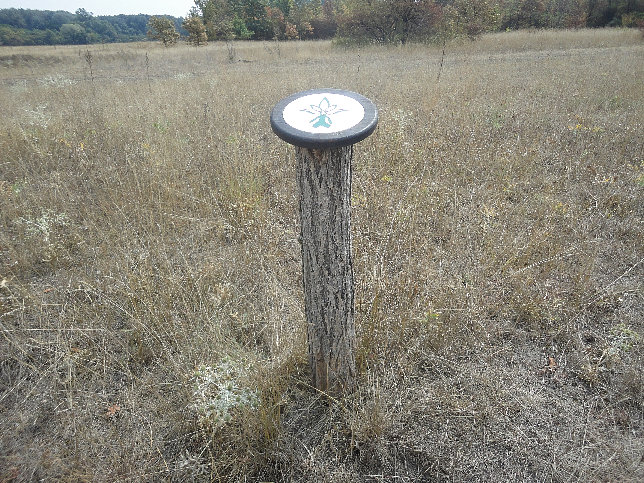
[270,89,378,395]
[296,145,356,393]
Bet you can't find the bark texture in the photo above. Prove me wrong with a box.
[296,146,357,394]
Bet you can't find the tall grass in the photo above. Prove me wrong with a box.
[1,29,642,481]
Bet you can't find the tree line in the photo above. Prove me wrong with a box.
[168,0,644,45]
[1,0,642,47]
[0,8,185,46]
[334,0,644,44]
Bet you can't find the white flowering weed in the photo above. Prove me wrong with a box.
[191,358,259,428]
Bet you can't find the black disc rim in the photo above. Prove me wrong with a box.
[270,88,378,149]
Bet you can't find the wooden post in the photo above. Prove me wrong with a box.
[296,145,356,393]
[271,89,378,394]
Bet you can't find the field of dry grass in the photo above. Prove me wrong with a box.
[1,29,642,481]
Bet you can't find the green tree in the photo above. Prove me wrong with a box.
[88,18,118,42]
[232,16,255,39]
[0,25,27,45]
[183,15,208,45]
[244,0,273,39]
[60,23,88,44]
[274,0,295,16]
[193,0,269,39]
[194,0,235,39]
[75,8,93,23]
[147,16,180,46]
[0,8,27,29]
[0,8,180,45]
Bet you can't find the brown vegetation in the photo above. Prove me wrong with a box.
[1,29,642,481]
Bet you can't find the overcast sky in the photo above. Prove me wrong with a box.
[0,1,195,17]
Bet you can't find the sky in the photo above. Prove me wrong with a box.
[0,1,196,17]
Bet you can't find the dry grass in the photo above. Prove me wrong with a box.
[1,29,642,481]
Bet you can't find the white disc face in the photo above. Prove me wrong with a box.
[282,93,365,134]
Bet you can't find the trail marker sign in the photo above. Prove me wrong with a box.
[270,89,378,394]
[271,88,378,149]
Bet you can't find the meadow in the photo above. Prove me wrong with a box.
[0,29,642,481]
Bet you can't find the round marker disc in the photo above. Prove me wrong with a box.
[270,89,378,149]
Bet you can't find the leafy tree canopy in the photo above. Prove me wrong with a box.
[147,16,180,46]
[0,0,642,46]
[0,8,185,46]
